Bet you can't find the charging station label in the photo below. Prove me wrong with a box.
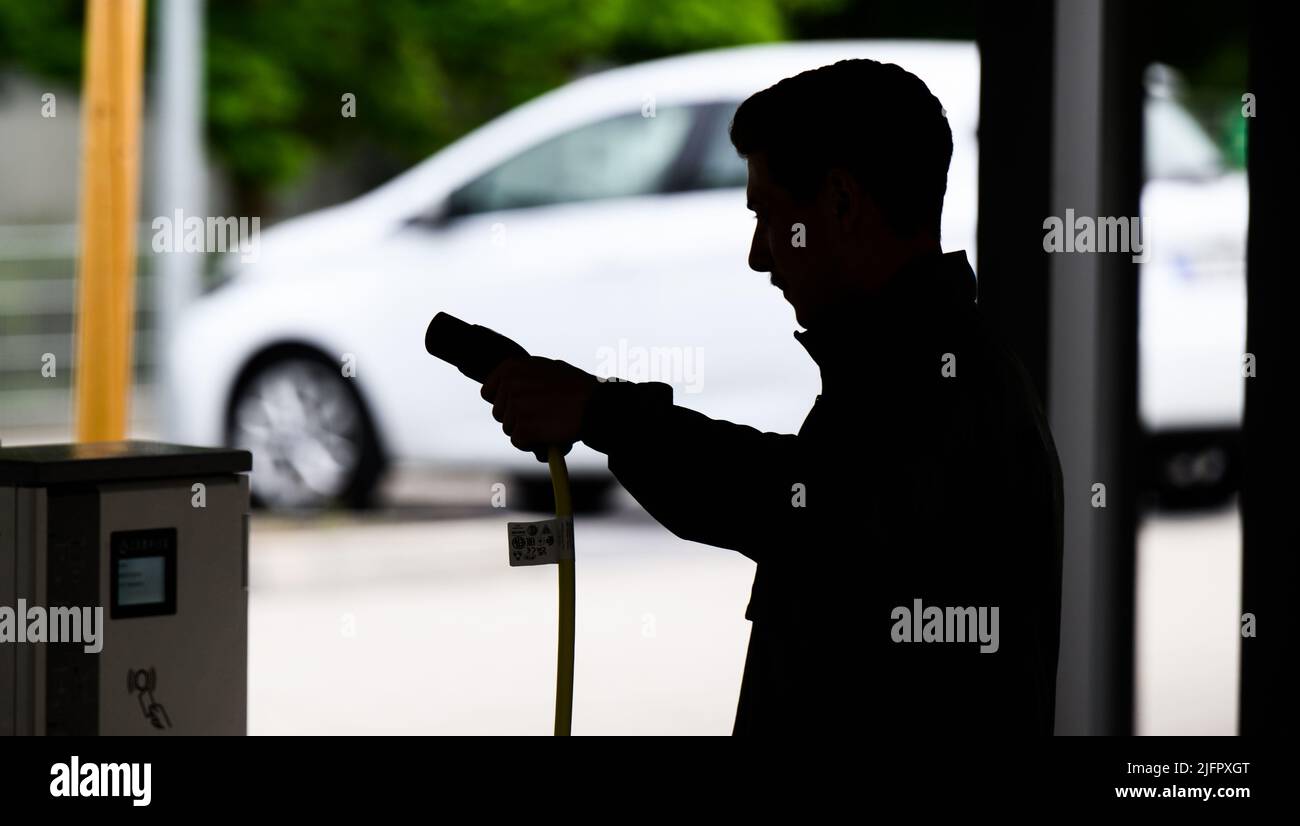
[507,517,572,566]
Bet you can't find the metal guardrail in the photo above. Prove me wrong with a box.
[0,223,157,428]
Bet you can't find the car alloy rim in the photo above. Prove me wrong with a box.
[231,360,363,506]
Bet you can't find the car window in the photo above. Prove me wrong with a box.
[1144,97,1224,180]
[696,96,1227,187]
[694,103,748,190]
[446,107,695,216]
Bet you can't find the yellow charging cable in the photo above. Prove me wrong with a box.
[547,445,575,737]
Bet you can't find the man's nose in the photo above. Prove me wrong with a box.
[748,225,771,273]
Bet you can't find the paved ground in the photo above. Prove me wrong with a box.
[1135,504,1241,735]
[247,474,756,735]
[244,468,1241,735]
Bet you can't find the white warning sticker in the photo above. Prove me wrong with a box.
[506,517,573,566]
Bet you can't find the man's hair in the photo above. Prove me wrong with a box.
[729,58,953,237]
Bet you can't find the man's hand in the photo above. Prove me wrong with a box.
[481,356,600,461]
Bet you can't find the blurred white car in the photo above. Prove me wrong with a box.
[161,42,1244,508]
[1139,65,1247,503]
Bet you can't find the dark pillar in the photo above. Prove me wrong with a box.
[1239,1,1300,737]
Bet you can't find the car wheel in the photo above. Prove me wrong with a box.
[1145,429,1239,510]
[227,353,384,510]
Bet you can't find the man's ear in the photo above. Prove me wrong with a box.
[824,167,874,232]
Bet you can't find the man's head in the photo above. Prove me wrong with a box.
[730,59,953,328]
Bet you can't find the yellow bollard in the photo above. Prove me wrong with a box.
[73,0,147,442]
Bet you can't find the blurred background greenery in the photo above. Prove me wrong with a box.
[0,0,1247,218]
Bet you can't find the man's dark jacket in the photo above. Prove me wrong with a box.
[579,251,1063,735]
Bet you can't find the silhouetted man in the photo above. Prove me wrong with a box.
[481,59,1063,736]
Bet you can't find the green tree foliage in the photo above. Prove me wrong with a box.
[0,0,842,211]
[0,0,1251,207]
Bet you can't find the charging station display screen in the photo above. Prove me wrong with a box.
[117,557,167,605]
[111,528,177,618]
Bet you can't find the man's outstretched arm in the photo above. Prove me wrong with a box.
[579,378,814,563]
[481,356,813,564]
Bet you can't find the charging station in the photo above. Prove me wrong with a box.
[0,441,251,735]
